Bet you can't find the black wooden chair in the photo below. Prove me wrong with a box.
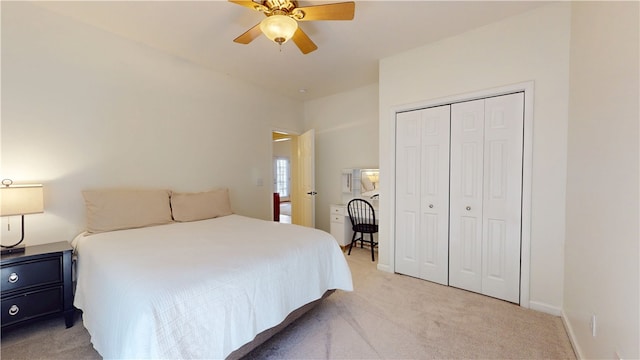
[347,198,378,261]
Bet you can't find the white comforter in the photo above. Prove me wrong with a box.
[73,215,353,359]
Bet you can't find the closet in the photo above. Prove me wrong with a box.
[395,92,524,304]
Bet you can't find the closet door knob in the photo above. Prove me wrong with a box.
[465,206,471,211]
[429,204,434,208]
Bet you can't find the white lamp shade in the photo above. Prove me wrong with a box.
[1,184,44,216]
[260,15,298,44]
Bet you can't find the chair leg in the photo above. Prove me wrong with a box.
[370,233,375,262]
[347,231,357,255]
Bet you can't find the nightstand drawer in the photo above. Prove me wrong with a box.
[1,287,63,327]
[1,257,62,292]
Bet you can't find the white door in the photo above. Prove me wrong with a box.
[396,109,422,278]
[449,99,485,293]
[481,93,523,303]
[395,105,450,285]
[298,129,315,227]
[449,93,523,303]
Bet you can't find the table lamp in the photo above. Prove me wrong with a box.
[1,179,44,255]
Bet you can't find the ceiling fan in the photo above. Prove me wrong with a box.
[229,0,355,54]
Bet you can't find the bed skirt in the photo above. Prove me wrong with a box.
[226,289,335,359]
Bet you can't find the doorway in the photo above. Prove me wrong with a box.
[273,131,293,224]
[271,129,316,227]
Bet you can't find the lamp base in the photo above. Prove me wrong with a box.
[1,244,26,255]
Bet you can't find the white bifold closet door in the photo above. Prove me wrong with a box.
[449,93,524,303]
[395,92,524,304]
[395,105,450,285]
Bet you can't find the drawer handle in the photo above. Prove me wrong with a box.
[8,305,19,316]
[8,272,19,284]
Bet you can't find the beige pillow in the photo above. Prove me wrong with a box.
[171,188,233,222]
[83,189,173,234]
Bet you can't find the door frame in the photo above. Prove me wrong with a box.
[387,81,534,309]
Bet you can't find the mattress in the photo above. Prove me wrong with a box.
[72,214,353,359]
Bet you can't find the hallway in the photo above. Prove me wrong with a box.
[279,201,291,224]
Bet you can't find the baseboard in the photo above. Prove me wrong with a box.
[377,263,392,273]
[529,300,562,316]
[561,309,583,359]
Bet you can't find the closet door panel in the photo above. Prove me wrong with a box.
[449,99,484,293]
[395,111,421,277]
[395,106,450,285]
[481,93,524,303]
[419,106,450,285]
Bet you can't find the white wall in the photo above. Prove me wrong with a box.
[0,2,303,245]
[303,84,379,233]
[564,2,639,359]
[378,3,571,312]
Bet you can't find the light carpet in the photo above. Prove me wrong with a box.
[1,246,575,359]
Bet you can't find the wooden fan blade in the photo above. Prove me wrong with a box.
[294,2,355,21]
[233,23,263,44]
[228,0,268,12]
[291,28,318,54]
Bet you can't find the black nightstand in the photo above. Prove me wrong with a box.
[1,241,75,330]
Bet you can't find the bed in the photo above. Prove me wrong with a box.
[72,188,353,359]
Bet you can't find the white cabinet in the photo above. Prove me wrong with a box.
[395,93,524,304]
[329,205,352,247]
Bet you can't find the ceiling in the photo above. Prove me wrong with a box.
[34,1,547,101]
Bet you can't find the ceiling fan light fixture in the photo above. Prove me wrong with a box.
[260,14,298,45]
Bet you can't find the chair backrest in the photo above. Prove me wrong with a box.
[347,198,376,228]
